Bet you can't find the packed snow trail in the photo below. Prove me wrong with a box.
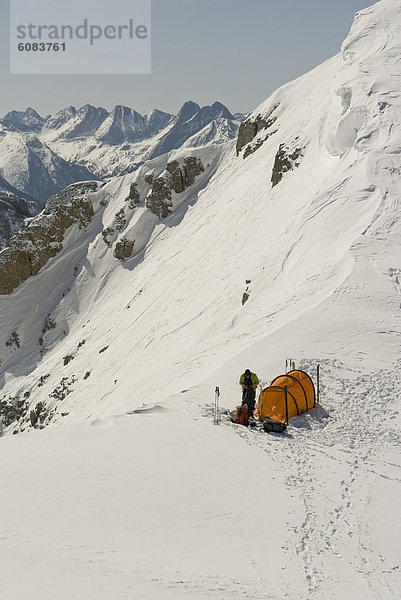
[222,359,401,600]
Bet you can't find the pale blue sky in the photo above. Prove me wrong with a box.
[1,0,375,117]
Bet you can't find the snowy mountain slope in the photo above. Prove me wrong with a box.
[0,1,401,598]
[0,126,99,208]
[181,117,239,149]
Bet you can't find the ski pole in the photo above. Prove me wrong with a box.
[214,386,220,425]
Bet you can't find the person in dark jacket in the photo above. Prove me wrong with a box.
[239,369,260,419]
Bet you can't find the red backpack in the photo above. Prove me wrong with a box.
[235,404,249,426]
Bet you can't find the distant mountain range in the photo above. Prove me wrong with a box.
[0,101,243,245]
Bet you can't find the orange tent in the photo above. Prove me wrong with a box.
[259,370,316,424]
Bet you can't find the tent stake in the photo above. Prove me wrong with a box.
[316,364,320,406]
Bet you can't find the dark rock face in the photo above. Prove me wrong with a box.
[146,177,173,218]
[0,194,31,248]
[180,156,205,186]
[126,182,141,209]
[114,237,135,260]
[271,144,303,187]
[0,396,29,427]
[236,107,279,156]
[146,156,205,218]
[243,139,265,160]
[236,119,262,155]
[167,157,205,193]
[0,197,94,295]
[44,181,101,212]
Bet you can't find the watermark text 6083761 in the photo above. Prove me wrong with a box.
[10,0,151,75]
[18,43,66,52]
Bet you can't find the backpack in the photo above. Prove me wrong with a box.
[235,404,249,426]
[263,417,287,434]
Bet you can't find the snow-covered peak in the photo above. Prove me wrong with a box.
[175,100,201,125]
[62,104,109,139]
[149,100,238,159]
[1,107,44,133]
[95,105,147,144]
[181,117,239,148]
[145,108,174,130]
[43,106,77,132]
[204,101,235,121]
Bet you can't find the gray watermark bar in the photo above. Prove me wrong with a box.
[10,0,151,74]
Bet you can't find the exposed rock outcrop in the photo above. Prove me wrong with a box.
[125,182,141,208]
[114,237,135,260]
[146,156,205,218]
[271,143,303,187]
[236,106,279,157]
[0,192,95,295]
[146,176,173,218]
[0,395,29,428]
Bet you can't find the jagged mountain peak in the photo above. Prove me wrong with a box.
[43,106,77,132]
[77,103,107,113]
[175,101,202,124]
[148,100,238,159]
[95,106,147,145]
[2,107,44,133]
[207,101,235,120]
[61,105,109,139]
[24,106,43,119]
[145,108,174,130]
[0,98,240,209]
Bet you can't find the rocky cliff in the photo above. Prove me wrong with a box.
[0,182,101,295]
